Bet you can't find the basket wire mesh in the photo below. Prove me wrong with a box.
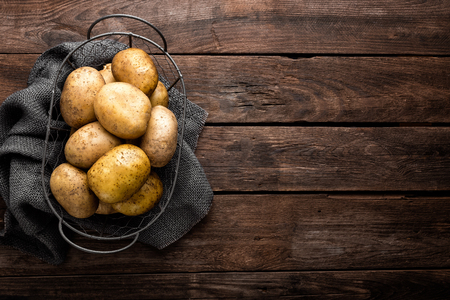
[40,15,187,253]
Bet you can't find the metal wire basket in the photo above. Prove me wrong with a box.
[40,14,187,253]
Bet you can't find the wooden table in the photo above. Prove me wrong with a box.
[1,1,450,298]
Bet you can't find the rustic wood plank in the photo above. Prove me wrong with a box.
[0,0,447,296]
[197,126,450,191]
[0,270,449,299]
[2,54,450,123]
[0,54,37,105]
[181,56,450,123]
[0,194,449,275]
[0,127,449,193]
[1,0,449,55]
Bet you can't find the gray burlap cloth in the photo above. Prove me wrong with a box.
[0,40,213,265]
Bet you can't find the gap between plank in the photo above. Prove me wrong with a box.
[203,122,448,127]
[2,267,450,280]
[211,190,450,197]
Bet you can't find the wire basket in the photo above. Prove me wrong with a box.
[40,14,187,254]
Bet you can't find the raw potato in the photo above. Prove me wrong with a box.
[125,137,142,146]
[99,63,116,84]
[87,144,151,204]
[94,82,152,139]
[60,66,105,128]
[112,171,163,216]
[140,106,178,167]
[148,81,169,108]
[64,121,122,169]
[111,48,159,95]
[95,200,117,215]
[50,163,99,218]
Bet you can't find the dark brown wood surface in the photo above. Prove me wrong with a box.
[1,0,449,55]
[1,194,450,275]
[0,270,449,299]
[1,0,449,299]
[3,55,450,123]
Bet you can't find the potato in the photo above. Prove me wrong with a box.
[112,171,163,216]
[50,163,99,219]
[99,63,116,84]
[87,144,151,204]
[60,66,105,128]
[140,106,178,168]
[95,200,118,215]
[64,121,122,169]
[94,82,152,139]
[148,81,169,108]
[111,48,159,95]
[124,137,142,146]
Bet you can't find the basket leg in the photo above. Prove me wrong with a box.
[58,219,139,254]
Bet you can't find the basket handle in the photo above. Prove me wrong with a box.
[58,218,139,254]
[87,14,168,52]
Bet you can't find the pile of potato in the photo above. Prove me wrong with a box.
[49,48,178,219]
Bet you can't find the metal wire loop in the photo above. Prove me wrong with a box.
[58,219,139,254]
[86,14,168,52]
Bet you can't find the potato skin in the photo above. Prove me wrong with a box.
[111,48,159,95]
[94,82,152,139]
[99,63,116,84]
[140,106,178,168]
[87,144,151,204]
[112,171,163,216]
[148,81,169,108]
[95,200,118,215]
[64,121,122,169]
[60,66,105,128]
[50,163,99,219]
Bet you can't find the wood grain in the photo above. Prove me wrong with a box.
[1,0,449,298]
[0,54,37,103]
[0,270,449,299]
[0,126,449,193]
[181,56,450,123]
[197,126,450,191]
[0,0,449,55]
[0,194,449,276]
[2,55,450,123]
